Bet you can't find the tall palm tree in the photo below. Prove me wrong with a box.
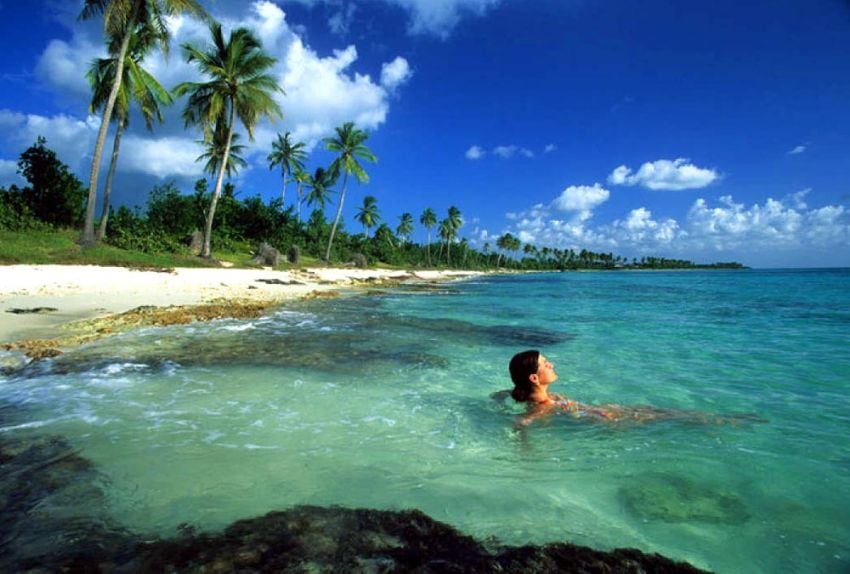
[444,206,462,266]
[305,167,336,211]
[396,212,413,244]
[79,0,208,247]
[438,218,452,265]
[88,23,172,241]
[267,131,307,207]
[292,165,310,223]
[355,195,380,236]
[323,122,377,261]
[420,207,437,267]
[197,124,248,178]
[174,22,282,258]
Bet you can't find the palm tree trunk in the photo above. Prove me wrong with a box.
[96,118,124,241]
[81,0,141,248]
[325,171,348,261]
[447,240,452,266]
[296,181,303,223]
[202,112,235,259]
[426,230,432,266]
[281,172,287,206]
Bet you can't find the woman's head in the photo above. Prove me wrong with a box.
[509,349,558,402]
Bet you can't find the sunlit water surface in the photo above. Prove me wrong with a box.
[2,270,849,572]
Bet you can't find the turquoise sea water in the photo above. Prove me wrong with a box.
[1,269,849,572]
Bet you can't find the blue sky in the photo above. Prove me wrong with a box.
[1,0,849,267]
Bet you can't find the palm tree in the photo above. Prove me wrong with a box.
[174,22,282,258]
[267,131,307,207]
[197,124,248,178]
[396,212,413,244]
[322,122,377,261]
[292,166,310,223]
[79,0,208,247]
[445,205,462,265]
[355,195,380,236]
[87,23,172,241]
[305,167,336,211]
[438,218,452,265]
[420,207,437,266]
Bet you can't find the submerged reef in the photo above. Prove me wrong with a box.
[1,430,708,573]
[620,473,750,525]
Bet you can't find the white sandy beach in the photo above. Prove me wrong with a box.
[0,265,481,343]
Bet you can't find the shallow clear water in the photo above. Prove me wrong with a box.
[2,269,849,572]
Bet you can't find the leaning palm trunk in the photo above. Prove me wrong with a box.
[281,172,287,205]
[96,118,125,241]
[325,171,348,261]
[202,114,235,258]
[296,181,303,223]
[81,0,141,247]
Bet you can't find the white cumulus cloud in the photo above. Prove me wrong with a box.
[608,158,719,190]
[381,57,413,90]
[552,184,610,212]
[23,1,410,183]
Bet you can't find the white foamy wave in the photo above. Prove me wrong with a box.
[220,322,256,332]
[244,443,280,450]
[0,417,66,433]
[102,362,149,375]
[203,431,225,443]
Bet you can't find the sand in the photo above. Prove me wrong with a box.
[0,264,482,344]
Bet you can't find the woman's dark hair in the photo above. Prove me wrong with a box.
[509,349,540,402]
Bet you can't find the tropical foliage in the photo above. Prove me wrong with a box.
[173,21,282,258]
[8,6,743,272]
[78,0,209,247]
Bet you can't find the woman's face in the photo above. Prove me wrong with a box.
[536,355,559,386]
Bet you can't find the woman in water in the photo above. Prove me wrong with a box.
[509,349,619,426]
[507,349,760,427]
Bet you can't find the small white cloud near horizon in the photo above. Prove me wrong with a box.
[544,144,557,153]
[465,145,486,160]
[608,158,719,191]
[498,183,848,267]
[787,144,807,155]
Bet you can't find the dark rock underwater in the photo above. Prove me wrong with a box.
[1,431,708,573]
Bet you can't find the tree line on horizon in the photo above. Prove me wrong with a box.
[0,137,745,271]
[0,0,743,271]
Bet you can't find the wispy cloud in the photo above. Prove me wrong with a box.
[465,145,486,160]
[608,158,719,191]
[787,144,807,155]
[465,143,536,160]
[544,144,557,153]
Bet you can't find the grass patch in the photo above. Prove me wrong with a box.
[1,228,229,269]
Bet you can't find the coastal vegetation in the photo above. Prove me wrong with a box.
[0,137,744,270]
[0,1,743,271]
